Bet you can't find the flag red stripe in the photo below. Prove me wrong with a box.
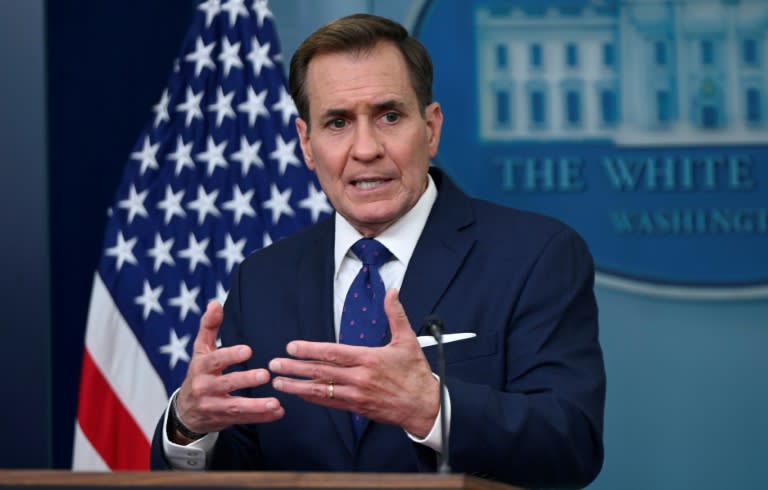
[77,348,150,469]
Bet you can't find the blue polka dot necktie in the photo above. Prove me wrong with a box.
[339,238,393,439]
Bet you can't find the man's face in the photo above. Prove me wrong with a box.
[295,41,442,237]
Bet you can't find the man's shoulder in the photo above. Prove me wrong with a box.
[471,198,568,232]
[431,166,583,247]
[432,167,572,236]
[238,216,333,270]
[472,197,568,235]
[462,197,593,268]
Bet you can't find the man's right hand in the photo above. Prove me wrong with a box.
[170,301,285,444]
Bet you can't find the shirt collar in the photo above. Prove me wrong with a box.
[334,173,438,278]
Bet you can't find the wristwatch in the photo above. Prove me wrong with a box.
[170,393,207,440]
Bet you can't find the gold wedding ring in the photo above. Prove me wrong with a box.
[327,381,335,399]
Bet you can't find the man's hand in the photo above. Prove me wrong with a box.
[172,301,284,443]
[268,289,440,438]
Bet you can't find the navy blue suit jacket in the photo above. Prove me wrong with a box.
[151,168,606,488]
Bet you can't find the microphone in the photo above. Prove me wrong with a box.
[421,315,451,474]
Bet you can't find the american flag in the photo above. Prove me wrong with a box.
[72,0,331,470]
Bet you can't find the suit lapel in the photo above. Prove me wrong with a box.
[296,215,357,456]
[400,169,476,333]
[297,216,335,343]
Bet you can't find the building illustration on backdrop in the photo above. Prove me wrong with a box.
[475,0,768,145]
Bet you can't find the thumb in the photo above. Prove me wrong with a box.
[194,300,224,354]
[384,288,415,343]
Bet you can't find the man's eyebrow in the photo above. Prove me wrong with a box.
[320,108,350,120]
[372,100,406,112]
[319,100,406,120]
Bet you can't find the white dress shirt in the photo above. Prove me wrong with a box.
[164,174,451,468]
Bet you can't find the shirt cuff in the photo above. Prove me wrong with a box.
[405,373,451,453]
[162,388,219,470]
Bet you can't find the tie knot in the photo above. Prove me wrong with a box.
[351,238,392,267]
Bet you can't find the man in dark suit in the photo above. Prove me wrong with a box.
[151,13,605,488]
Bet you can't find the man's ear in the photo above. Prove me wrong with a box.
[424,102,443,159]
[295,117,315,170]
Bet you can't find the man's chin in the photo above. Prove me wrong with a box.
[345,209,403,235]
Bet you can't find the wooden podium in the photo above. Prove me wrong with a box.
[0,471,522,490]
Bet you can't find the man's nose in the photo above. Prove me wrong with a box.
[351,121,383,162]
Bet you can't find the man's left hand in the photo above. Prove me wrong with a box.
[269,288,440,438]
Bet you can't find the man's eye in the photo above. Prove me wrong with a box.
[328,119,346,129]
[382,112,400,123]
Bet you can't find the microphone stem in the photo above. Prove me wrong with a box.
[434,330,451,474]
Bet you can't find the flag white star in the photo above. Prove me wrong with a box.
[262,184,295,224]
[247,37,274,75]
[147,233,175,272]
[167,136,195,176]
[298,182,332,222]
[157,186,186,224]
[130,136,160,174]
[208,87,236,127]
[134,280,164,320]
[105,232,138,271]
[269,134,302,175]
[117,185,149,224]
[271,86,297,126]
[196,136,229,176]
[230,136,263,175]
[218,37,243,76]
[187,185,221,224]
[176,87,204,127]
[169,282,202,322]
[252,0,273,27]
[221,0,248,26]
[262,231,273,248]
[178,233,212,272]
[185,36,216,76]
[212,282,229,306]
[216,234,246,273]
[222,185,256,224]
[159,329,192,369]
[152,89,170,127]
[237,86,269,126]
[197,0,221,28]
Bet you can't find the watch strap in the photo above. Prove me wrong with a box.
[170,393,207,440]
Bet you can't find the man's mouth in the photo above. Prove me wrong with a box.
[353,179,388,190]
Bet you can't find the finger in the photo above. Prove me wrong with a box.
[383,288,415,342]
[185,394,286,432]
[271,376,352,410]
[195,344,252,375]
[226,396,285,425]
[285,340,364,366]
[268,357,353,385]
[204,368,271,396]
[194,301,224,354]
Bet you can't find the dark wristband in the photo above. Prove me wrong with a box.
[170,393,207,440]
